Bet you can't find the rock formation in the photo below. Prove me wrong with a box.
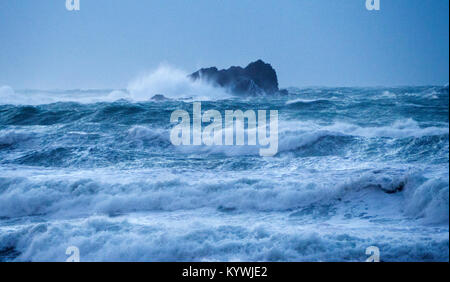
[189,60,285,96]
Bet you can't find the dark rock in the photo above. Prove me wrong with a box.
[189,60,282,96]
[151,94,169,101]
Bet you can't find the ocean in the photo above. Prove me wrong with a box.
[0,82,448,261]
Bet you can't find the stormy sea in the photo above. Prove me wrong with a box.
[0,71,448,262]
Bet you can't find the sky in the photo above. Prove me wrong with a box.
[0,0,448,89]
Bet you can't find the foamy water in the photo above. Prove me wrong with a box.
[0,83,448,261]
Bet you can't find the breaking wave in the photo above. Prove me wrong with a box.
[127,64,232,101]
[0,65,232,106]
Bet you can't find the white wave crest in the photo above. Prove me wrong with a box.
[404,174,449,224]
[173,119,448,157]
[127,64,232,101]
[284,119,447,139]
[0,130,34,146]
[285,98,331,105]
[3,214,448,262]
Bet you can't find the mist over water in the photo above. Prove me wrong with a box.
[0,65,232,105]
[0,79,448,261]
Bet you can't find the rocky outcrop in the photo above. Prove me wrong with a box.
[189,60,284,96]
[151,94,169,101]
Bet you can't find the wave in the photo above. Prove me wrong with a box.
[123,119,450,145]
[127,125,172,147]
[285,98,333,105]
[2,214,448,262]
[0,117,446,169]
[0,166,447,224]
[127,64,232,101]
[404,175,449,224]
[0,129,37,146]
[165,119,448,157]
[0,164,448,262]
[283,118,448,139]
